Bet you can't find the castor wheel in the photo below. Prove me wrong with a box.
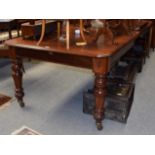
[18,100,25,107]
[96,122,103,130]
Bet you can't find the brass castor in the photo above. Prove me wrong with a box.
[96,122,103,130]
[18,100,25,107]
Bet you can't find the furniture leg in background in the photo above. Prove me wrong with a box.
[147,26,153,56]
[8,25,12,39]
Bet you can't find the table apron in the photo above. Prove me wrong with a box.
[15,48,93,69]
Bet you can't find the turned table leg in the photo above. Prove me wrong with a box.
[94,73,107,130]
[93,58,108,130]
[12,57,25,107]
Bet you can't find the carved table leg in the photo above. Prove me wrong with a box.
[12,57,25,107]
[93,58,108,130]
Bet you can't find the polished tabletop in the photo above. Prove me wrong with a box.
[5,31,140,58]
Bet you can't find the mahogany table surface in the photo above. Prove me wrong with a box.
[5,31,140,58]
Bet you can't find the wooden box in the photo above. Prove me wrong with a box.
[121,55,144,73]
[83,83,135,123]
[108,61,137,83]
[121,42,145,73]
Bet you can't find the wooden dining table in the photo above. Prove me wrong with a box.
[5,23,151,130]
